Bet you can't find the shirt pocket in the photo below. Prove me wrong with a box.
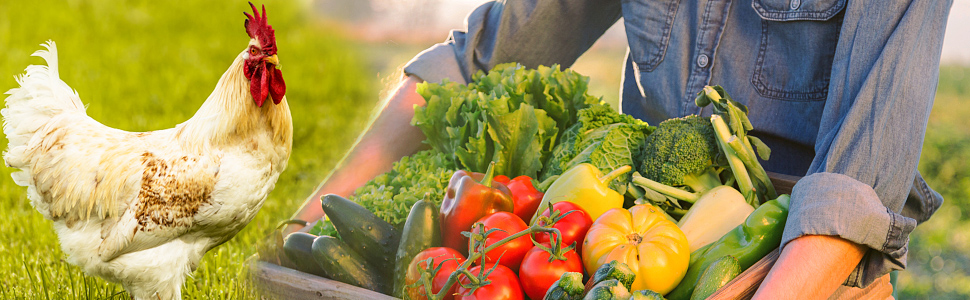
[623,0,681,72]
[751,0,846,101]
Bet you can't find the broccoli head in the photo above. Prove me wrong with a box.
[638,115,722,194]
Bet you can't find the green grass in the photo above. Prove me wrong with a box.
[0,0,379,298]
[897,66,970,299]
[1,1,968,299]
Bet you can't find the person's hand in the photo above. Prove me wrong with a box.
[752,235,867,299]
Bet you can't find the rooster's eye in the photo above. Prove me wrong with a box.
[249,47,259,56]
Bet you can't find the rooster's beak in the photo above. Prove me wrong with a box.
[263,54,280,67]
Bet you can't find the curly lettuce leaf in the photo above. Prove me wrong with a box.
[413,63,598,178]
[349,149,457,227]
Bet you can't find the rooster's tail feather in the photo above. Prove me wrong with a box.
[2,41,86,204]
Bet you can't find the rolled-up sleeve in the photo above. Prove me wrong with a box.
[403,0,621,84]
[781,0,953,288]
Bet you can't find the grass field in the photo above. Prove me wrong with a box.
[0,1,380,298]
[1,1,968,299]
[896,66,970,298]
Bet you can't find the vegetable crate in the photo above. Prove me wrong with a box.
[250,172,800,299]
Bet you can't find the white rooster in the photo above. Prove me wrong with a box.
[1,3,291,299]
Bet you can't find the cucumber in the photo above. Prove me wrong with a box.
[311,235,390,294]
[282,232,328,276]
[668,244,716,300]
[320,194,400,271]
[690,255,741,300]
[392,200,441,298]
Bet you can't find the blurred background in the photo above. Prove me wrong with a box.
[0,0,967,299]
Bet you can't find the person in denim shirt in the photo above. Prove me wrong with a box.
[291,0,951,297]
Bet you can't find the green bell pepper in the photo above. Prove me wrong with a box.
[666,195,790,300]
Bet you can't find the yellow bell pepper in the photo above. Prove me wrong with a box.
[532,164,631,223]
[582,204,690,294]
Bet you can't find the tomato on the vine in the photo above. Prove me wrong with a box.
[404,247,467,300]
[534,201,593,254]
[518,244,584,300]
[472,212,531,272]
[455,264,524,300]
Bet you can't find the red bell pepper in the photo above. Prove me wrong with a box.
[440,163,514,255]
[494,175,544,222]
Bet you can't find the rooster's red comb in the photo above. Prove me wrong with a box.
[244,2,277,54]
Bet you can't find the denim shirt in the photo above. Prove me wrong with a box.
[404,0,951,288]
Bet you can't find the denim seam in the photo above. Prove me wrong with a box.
[683,0,717,109]
[634,0,681,72]
[752,0,846,21]
[684,0,732,113]
[915,174,934,222]
[883,207,895,253]
[751,19,769,98]
[852,255,869,285]
[851,251,865,286]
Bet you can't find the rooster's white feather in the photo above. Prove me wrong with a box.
[2,39,292,300]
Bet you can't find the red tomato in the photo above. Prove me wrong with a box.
[456,264,524,300]
[405,247,467,300]
[494,175,545,221]
[472,212,531,273]
[534,201,593,254]
[493,175,511,183]
[518,245,584,300]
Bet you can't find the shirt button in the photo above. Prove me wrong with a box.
[790,0,800,9]
[697,54,709,68]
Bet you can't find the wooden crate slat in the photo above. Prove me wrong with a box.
[250,261,400,300]
[766,171,799,195]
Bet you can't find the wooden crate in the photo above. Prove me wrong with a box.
[251,172,800,300]
[250,260,399,300]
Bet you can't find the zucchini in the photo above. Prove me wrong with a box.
[690,255,741,300]
[311,235,390,294]
[282,232,328,276]
[583,279,632,300]
[392,200,441,298]
[320,194,400,271]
